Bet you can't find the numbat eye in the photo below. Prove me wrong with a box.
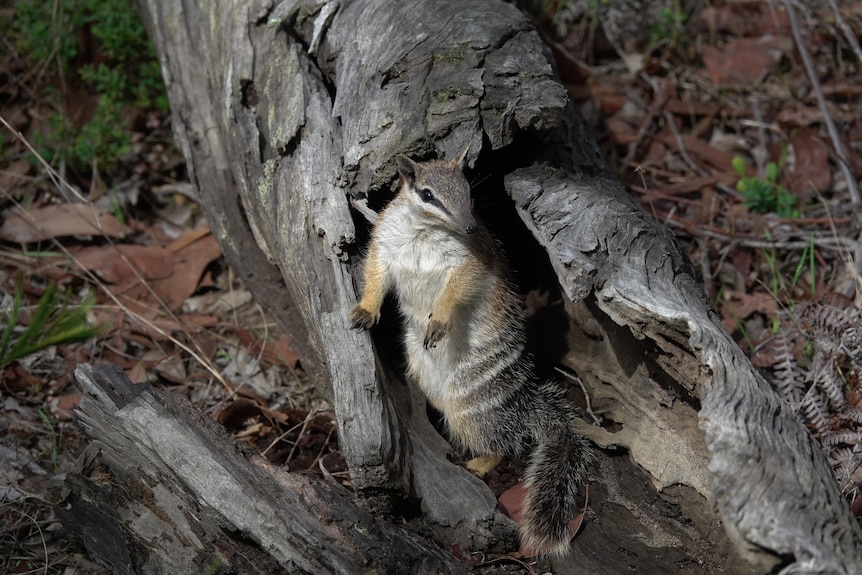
[420,188,435,202]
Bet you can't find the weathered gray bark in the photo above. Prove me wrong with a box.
[64,363,463,575]
[60,0,862,573]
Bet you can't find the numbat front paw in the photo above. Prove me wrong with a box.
[424,318,449,348]
[350,305,378,330]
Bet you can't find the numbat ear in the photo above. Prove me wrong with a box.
[451,144,470,171]
[396,155,419,185]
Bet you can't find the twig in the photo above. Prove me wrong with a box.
[12,508,49,575]
[625,73,671,170]
[554,365,602,425]
[749,96,769,176]
[783,0,861,206]
[662,110,703,175]
[349,196,378,224]
[826,0,862,64]
[308,424,336,471]
[658,211,858,252]
[261,417,308,457]
[474,554,538,574]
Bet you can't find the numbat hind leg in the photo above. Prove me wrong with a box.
[463,454,503,476]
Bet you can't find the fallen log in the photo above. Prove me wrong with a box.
[64,363,466,574]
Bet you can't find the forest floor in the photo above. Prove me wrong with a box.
[1,1,861,573]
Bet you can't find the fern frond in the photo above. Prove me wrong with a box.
[828,447,862,491]
[841,326,862,361]
[802,300,855,338]
[771,330,803,407]
[821,431,862,446]
[840,405,862,424]
[818,362,846,407]
[799,387,830,435]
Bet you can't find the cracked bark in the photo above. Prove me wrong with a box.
[58,0,862,573]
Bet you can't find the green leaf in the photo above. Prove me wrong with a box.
[732,156,747,178]
[0,280,106,369]
[766,162,779,182]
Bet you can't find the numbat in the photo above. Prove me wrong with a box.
[350,149,591,555]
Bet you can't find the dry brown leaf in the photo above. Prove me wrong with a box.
[589,80,625,116]
[498,482,589,558]
[233,327,300,369]
[664,99,723,117]
[76,244,174,284]
[0,203,131,242]
[655,132,746,176]
[498,482,527,524]
[50,393,82,421]
[701,36,791,88]
[75,233,221,313]
[720,292,778,336]
[653,175,730,196]
[152,233,221,310]
[0,160,32,193]
[787,128,831,195]
[606,116,638,145]
[216,398,265,429]
[127,361,149,384]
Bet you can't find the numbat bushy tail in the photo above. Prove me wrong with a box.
[350,149,591,555]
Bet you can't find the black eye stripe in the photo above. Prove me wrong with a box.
[414,187,452,215]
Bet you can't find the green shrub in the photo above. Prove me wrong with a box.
[12,0,168,173]
[732,156,799,219]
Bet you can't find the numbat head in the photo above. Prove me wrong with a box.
[394,148,477,236]
[350,149,592,557]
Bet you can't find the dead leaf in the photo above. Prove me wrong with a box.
[720,291,778,334]
[787,128,831,195]
[50,393,82,421]
[695,3,791,37]
[233,327,300,369]
[2,363,44,391]
[75,233,221,313]
[653,175,732,196]
[606,116,638,145]
[777,106,823,128]
[76,244,174,284]
[701,36,791,88]
[498,482,527,524]
[656,132,746,176]
[664,99,723,117]
[588,80,625,116]
[820,82,862,99]
[728,250,754,288]
[498,482,588,558]
[145,350,187,383]
[216,398,264,429]
[155,233,221,310]
[127,361,149,383]
[0,204,131,242]
[166,225,211,252]
[0,160,31,193]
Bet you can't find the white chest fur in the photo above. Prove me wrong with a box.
[375,203,468,318]
[372,200,472,402]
